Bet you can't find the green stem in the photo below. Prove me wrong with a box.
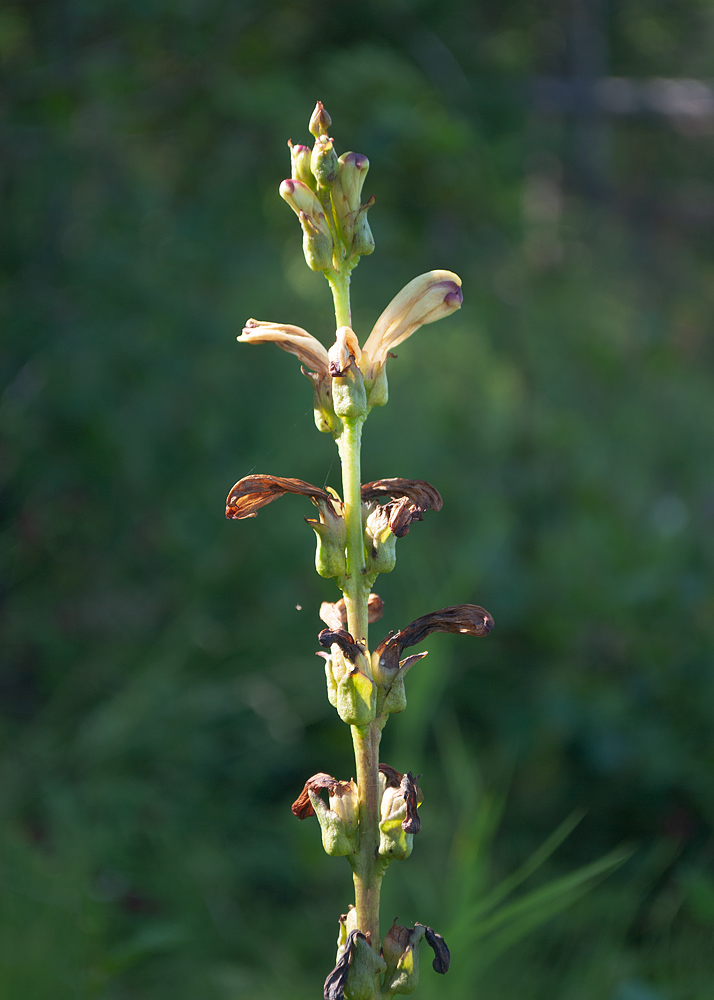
[351,720,384,950]
[330,263,383,956]
[328,270,352,329]
[337,419,367,643]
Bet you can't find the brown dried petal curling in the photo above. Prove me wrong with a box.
[375,604,495,672]
[318,628,363,662]
[292,773,351,820]
[362,478,442,538]
[226,475,334,520]
[378,763,403,788]
[361,478,443,511]
[400,771,421,834]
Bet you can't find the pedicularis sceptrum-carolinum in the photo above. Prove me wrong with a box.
[227,102,494,1000]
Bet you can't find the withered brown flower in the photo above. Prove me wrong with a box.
[291,773,356,820]
[375,604,495,672]
[362,478,443,538]
[225,474,337,519]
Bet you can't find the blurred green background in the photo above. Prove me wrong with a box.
[3,0,714,997]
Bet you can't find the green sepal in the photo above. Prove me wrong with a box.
[345,934,386,1000]
[382,924,425,996]
[332,368,367,420]
[308,789,355,858]
[337,665,377,727]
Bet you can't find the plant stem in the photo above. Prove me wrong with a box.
[328,270,352,329]
[330,268,383,954]
[351,720,384,950]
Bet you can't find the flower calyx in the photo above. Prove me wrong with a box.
[324,927,386,1000]
[378,767,423,861]
[318,627,376,727]
[382,920,450,996]
[292,772,359,858]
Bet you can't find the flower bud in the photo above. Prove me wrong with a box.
[311,134,339,188]
[306,500,347,580]
[309,100,332,138]
[299,210,334,272]
[350,197,376,257]
[279,178,328,228]
[288,140,316,190]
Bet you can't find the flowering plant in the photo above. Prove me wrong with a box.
[228,103,494,999]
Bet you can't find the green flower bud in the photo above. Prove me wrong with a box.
[279,178,328,227]
[288,140,317,190]
[351,196,376,257]
[332,152,370,250]
[306,499,346,580]
[311,134,339,188]
[299,210,334,271]
[309,100,332,138]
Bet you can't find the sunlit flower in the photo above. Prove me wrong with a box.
[238,269,462,390]
[359,270,462,381]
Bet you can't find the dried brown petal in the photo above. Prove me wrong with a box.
[361,478,443,511]
[226,475,334,520]
[292,772,350,820]
[375,603,494,672]
[362,478,442,538]
[400,771,421,834]
[318,628,363,662]
[324,929,363,1000]
[378,763,403,788]
[423,926,450,974]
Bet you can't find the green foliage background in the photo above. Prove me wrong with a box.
[3,1,714,997]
